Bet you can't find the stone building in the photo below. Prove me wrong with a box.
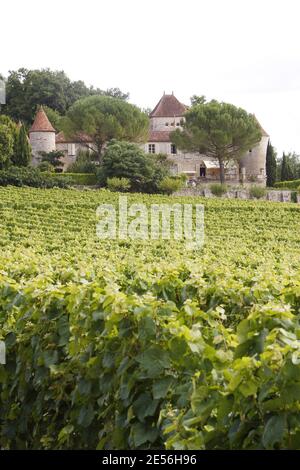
[144,93,269,184]
[29,95,269,183]
[29,107,56,166]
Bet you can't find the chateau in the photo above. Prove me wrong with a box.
[29,93,269,185]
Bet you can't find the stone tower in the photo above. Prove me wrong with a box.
[240,120,269,184]
[29,106,56,166]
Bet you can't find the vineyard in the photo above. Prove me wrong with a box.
[1,186,300,449]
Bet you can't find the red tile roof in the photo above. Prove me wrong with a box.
[148,130,172,142]
[150,93,187,118]
[29,106,56,133]
[55,131,94,144]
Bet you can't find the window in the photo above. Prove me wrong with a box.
[171,144,177,154]
[165,122,169,126]
[148,144,156,154]
[68,143,76,156]
[176,122,180,126]
[249,149,252,153]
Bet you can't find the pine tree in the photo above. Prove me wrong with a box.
[14,124,31,166]
[266,140,277,187]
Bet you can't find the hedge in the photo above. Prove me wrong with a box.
[274,179,300,190]
[54,173,97,186]
[0,167,69,188]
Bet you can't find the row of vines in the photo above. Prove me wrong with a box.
[0,187,300,449]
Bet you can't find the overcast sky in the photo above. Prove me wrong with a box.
[2,0,300,156]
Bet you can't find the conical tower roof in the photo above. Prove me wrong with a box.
[29,106,55,133]
[150,93,187,118]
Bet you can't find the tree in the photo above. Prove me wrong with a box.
[280,152,294,181]
[98,140,169,192]
[280,152,300,180]
[171,100,262,184]
[102,88,129,101]
[43,106,63,132]
[2,68,129,125]
[39,150,65,169]
[63,96,149,162]
[190,95,206,106]
[266,140,277,187]
[0,115,18,168]
[0,126,14,169]
[13,123,31,166]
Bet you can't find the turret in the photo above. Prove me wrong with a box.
[29,106,56,166]
[240,118,269,185]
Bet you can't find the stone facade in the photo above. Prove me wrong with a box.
[145,93,269,186]
[30,131,56,166]
[29,95,269,181]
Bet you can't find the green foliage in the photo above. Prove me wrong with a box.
[249,185,266,199]
[67,150,97,174]
[171,101,262,184]
[266,141,277,187]
[2,68,129,125]
[0,126,14,169]
[158,176,183,195]
[281,153,294,181]
[210,183,228,196]
[63,95,149,161]
[274,179,300,190]
[0,115,18,168]
[107,177,131,192]
[278,152,300,182]
[0,189,300,449]
[13,123,31,167]
[190,94,206,106]
[98,140,168,192]
[43,105,63,132]
[38,161,55,172]
[0,167,69,188]
[55,173,97,186]
[39,150,65,168]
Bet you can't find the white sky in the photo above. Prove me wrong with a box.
[1,0,300,157]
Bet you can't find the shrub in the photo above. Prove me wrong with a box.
[0,167,69,188]
[107,177,131,192]
[274,179,300,190]
[38,161,55,172]
[158,176,183,195]
[249,185,266,199]
[98,140,170,193]
[39,150,65,169]
[54,173,97,186]
[291,191,298,203]
[67,150,97,174]
[210,183,228,197]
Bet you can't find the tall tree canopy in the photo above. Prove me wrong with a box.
[0,116,18,169]
[171,100,262,183]
[280,152,295,181]
[13,124,32,167]
[266,141,277,187]
[1,68,129,125]
[62,95,149,162]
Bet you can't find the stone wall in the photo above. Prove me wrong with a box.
[174,188,297,203]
